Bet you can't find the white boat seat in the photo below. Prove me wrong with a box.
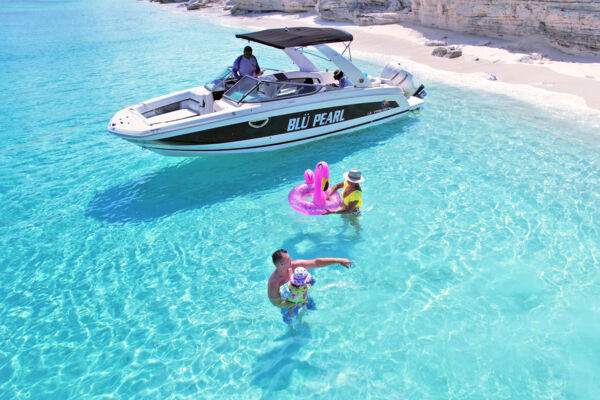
[146,108,198,124]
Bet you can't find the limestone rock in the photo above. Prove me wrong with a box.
[317,0,411,24]
[187,0,205,10]
[232,0,317,12]
[446,47,462,58]
[424,39,448,46]
[431,45,462,58]
[408,0,600,54]
[431,46,448,57]
[518,52,544,63]
[355,12,404,25]
[228,0,600,54]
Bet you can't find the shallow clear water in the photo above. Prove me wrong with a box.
[2,1,600,399]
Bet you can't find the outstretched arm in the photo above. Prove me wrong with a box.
[326,182,344,200]
[292,258,353,270]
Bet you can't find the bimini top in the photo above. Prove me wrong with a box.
[235,27,353,49]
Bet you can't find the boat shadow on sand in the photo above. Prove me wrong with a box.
[250,323,323,398]
[86,118,417,223]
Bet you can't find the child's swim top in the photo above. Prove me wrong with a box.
[280,282,311,304]
[343,180,362,207]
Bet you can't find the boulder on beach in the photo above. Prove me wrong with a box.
[425,40,448,47]
[446,47,462,58]
[231,0,317,13]
[431,47,448,57]
[432,45,462,59]
[518,52,544,64]
[187,0,205,10]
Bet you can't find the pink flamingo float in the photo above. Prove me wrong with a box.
[288,161,342,215]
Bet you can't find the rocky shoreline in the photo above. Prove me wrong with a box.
[154,0,600,55]
[149,0,600,114]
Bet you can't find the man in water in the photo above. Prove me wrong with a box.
[268,249,353,307]
[232,46,261,79]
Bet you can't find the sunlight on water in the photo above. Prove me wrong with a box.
[1,0,600,399]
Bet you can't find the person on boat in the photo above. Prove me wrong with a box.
[325,168,364,215]
[232,46,261,79]
[268,249,353,307]
[333,70,350,88]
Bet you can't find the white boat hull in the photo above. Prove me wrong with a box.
[142,105,419,156]
[110,90,424,156]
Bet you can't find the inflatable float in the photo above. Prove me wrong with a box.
[288,161,342,215]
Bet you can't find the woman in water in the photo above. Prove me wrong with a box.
[325,168,363,215]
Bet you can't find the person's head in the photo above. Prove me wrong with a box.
[333,70,344,81]
[243,46,253,59]
[291,267,311,287]
[272,249,291,270]
[343,168,365,187]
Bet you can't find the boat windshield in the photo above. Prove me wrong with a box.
[204,68,236,92]
[224,76,322,103]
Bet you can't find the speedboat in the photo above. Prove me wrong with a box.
[108,27,426,156]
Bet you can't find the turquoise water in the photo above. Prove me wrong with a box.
[2,0,600,398]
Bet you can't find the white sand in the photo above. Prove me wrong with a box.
[163,4,600,122]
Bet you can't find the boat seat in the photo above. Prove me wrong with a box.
[203,92,215,113]
[182,99,203,114]
[213,101,225,112]
[146,108,198,124]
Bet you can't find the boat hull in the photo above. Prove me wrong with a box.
[115,94,423,156]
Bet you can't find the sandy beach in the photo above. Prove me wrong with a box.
[164,4,600,121]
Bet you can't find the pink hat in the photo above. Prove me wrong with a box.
[291,267,311,286]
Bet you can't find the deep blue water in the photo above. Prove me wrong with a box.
[1,0,600,399]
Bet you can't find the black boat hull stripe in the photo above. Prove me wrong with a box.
[156,101,400,145]
[144,108,410,153]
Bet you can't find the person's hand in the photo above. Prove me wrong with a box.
[336,258,353,269]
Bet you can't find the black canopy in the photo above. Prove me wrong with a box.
[235,27,353,49]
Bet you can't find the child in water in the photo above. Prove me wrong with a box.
[279,267,316,324]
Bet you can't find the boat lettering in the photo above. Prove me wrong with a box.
[313,110,344,127]
[287,113,310,132]
[287,110,345,132]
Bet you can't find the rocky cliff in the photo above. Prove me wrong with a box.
[232,0,316,13]
[407,0,600,53]
[230,0,600,54]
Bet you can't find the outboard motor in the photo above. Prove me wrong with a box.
[381,63,427,99]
